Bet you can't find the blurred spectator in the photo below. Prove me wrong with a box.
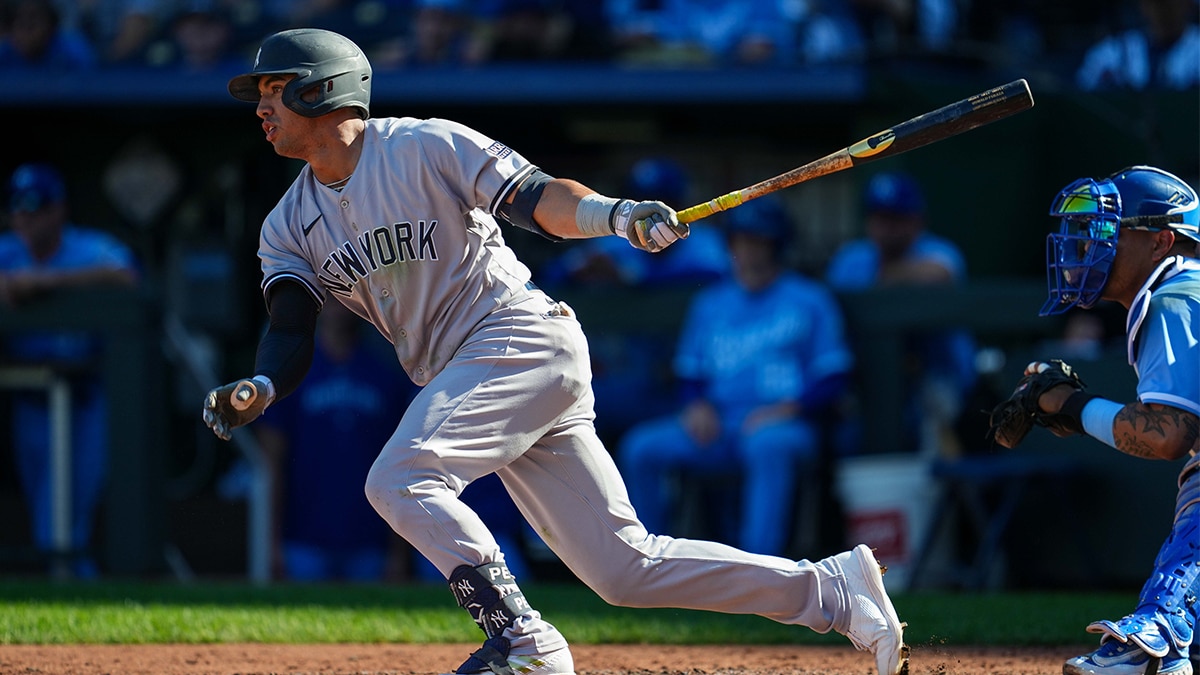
[1075,0,1199,91]
[468,0,606,62]
[618,196,853,556]
[374,0,474,67]
[258,0,354,28]
[0,162,140,578]
[0,0,97,69]
[55,0,165,66]
[258,0,410,53]
[607,0,797,66]
[788,0,867,65]
[825,171,976,457]
[411,0,473,65]
[143,2,244,73]
[960,0,1047,72]
[846,0,961,57]
[253,299,420,582]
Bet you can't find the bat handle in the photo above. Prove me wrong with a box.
[231,380,258,412]
[677,191,745,224]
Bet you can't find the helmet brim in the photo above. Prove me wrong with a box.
[227,73,262,101]
[227,68,309,102]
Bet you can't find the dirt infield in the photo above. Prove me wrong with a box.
[0,642,1080,674]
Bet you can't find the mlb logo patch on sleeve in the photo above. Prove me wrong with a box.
[486,142,513,159]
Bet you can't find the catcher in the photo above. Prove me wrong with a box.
[988,166,1199,675]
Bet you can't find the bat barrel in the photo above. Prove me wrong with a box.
[673,79,1034,224]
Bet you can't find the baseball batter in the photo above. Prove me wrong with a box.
[202,28,907,675]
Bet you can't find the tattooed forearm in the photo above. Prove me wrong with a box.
[1113,430,1161,459]
[1181,410,1199,453]
[1113,403,1200,460]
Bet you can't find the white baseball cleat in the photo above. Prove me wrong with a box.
[447,637,575,675]
[838,544,909,675]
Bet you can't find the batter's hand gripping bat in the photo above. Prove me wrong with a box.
[676,78,1035,224]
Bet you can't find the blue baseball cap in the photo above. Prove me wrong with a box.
[624,157,688,206]
[10,163,66,212]
[724,195,792,245]
[865,172,924,216]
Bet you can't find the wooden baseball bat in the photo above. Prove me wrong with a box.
[676,79,1034,224]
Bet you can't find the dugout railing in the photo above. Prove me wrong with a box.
[0,281,1181,588]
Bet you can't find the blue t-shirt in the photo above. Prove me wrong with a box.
[0,30,97,70]
[673,271,853,415]
[257,336,420,550]
[0,225,136,364]
[824,231,976,396]
[824,231,966,289]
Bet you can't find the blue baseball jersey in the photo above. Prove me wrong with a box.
[0,225,136,363]
[824,231,967,289]
[824,230,976,395]
[1127,260,1200,418]
[673,271,852,413]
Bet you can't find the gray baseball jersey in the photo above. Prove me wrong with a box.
[256,114,866,656]
[260,116,537,386]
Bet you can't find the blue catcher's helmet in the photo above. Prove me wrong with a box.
[1041,165,1199,316]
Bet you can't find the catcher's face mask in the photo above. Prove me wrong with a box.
[1041,177,1122,316]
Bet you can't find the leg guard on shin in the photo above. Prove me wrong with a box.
[1087,468,1200,659]
[450,562,532,638]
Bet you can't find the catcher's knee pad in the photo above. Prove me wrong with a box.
[450,562,532,639]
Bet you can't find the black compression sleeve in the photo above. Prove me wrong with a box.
[254,281,319,402]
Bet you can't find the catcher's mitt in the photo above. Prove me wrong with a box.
[987,359,1087,449]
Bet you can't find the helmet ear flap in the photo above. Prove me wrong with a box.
[289,80,324,107]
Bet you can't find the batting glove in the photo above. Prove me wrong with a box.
[202,376,274,441]
[613,200,689,253]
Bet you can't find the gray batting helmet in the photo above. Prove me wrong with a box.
[228,28,371,119]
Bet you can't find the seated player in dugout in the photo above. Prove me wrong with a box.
[618,196,853,558]
[825,172,977,457]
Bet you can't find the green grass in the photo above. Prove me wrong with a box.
[0,579,1132,647]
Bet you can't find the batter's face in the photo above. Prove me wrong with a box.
[255,75,323,160]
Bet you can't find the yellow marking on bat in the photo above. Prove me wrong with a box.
[677,191,744,223]
[849,130,896,158]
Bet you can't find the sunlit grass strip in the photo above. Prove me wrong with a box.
[0,580,1134,647]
